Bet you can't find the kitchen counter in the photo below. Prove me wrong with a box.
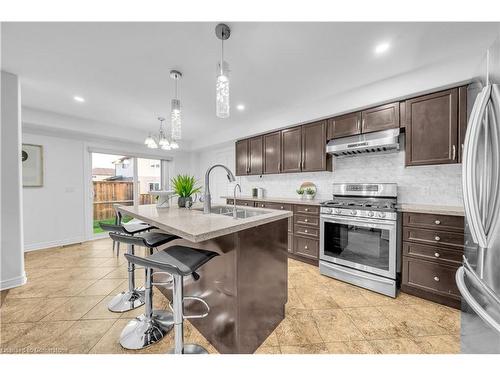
[117,203,292,242]
[222,195,323,206]
[397,203,464,216]
[116,203,289,354]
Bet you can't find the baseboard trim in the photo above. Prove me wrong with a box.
[0,273,27,291]
[24,236,86,252]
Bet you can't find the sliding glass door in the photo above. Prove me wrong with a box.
[90,153,168,236]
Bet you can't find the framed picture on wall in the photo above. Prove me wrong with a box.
[22,144,44,187]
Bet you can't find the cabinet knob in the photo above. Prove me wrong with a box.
[434,252,440,258]
[304,245,308,250]
[434,276,440,282]
[305,208,309,212]
[261,204,264,207]
[434,220,441,225]
[434,236,441,241]
[304,229,308,233]
[304,219,308,222]
[280,206,284,209]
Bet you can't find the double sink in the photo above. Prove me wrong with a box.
[196,206,267,219]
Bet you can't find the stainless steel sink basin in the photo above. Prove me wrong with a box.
[196,206,267,219]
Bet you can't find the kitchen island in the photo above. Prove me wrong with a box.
[117,203,291,354]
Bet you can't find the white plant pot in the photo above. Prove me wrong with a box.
[305,194,315,200]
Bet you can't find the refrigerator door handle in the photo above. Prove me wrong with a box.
[456,266,500,334]
[462,85,491,248]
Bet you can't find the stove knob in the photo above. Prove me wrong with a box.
[350,210,357,215]
[377,212,386,218]
[368,211,374,217]
[334,208,340,214]
[323,208,332,214]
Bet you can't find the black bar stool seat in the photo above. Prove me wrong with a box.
[111,231,180,249]
[100,222,155,235]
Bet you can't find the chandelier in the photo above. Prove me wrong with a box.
[144,117,178,150]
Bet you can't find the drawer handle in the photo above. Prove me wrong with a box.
[434,252,440,258]
[434,276,440,282]
[434,220,441,225]
[304,245,308,250]
[434,236,441,241]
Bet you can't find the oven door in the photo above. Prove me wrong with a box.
[320,215,397,279]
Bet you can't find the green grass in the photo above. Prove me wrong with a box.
[93,216,133,234]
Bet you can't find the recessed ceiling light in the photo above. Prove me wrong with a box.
[374,42,390,55]
[236,104,245,111]
[73,96,85,103]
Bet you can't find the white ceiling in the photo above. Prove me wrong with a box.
[2,22,499,149]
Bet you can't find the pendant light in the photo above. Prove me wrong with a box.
[215,23,231,118]
[170,70,182,145]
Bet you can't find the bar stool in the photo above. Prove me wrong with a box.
[110,232,180,349]
[124,245,218,354]
[104,229,178,313]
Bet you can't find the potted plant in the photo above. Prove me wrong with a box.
[305,187,316,200]
[171,174,202,208]
[296,188,305,199]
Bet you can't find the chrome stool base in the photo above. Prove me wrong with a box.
[168,344,209,354]
[107,288,145,313]
[119,310,174,350]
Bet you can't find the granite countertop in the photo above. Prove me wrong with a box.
[221,195,323,206]
[117,203,292,243]
[397,203,464,216]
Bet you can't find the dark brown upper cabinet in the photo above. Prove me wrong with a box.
[235,139,248,176]
[235,136,263,176]
[327,112,361,140]
[405,88,459,166]
[361,102,400,133]
[302,121,327,172]
[263,131,281,174]
[281,126,303,173]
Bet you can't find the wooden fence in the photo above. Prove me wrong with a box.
[93,181,155,220]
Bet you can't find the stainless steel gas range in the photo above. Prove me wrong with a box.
[319,183,401,297]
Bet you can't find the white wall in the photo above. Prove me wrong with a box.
[22,124,195,251]
[1,71,26,290]
[194,136,463,207]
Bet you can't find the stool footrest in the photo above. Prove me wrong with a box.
[151,271,174,287]
[169,296,210,319]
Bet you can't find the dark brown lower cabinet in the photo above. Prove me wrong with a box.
[401,212,463,309]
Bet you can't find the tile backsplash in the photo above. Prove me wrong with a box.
[238,150,463,206]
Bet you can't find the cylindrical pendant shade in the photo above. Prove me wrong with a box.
[216,73,230,118]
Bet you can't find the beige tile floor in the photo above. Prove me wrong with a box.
[0,238,460,354]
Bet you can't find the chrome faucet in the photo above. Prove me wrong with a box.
[203,164,236,214]
[232,183,241,219]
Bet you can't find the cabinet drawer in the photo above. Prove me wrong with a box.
[255,202,292,211]
[403,212,464,232]
[403,227,464,249]
[403,241,463,266]
[294,205,320,215]
[294,214,320,227]
[235,199,254,207]
[294,225,319,239]
[293,236,319,260]
[288,233,294,253]
[402,256,460,298]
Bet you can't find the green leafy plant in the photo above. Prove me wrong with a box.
[171,174,202,198]
[305,188,316,195]
[296,188,305,195]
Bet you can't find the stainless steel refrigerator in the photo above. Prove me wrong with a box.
[456,35,500,353]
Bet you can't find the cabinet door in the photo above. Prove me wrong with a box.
[248,136,263,175]
[327,112,361,139]
[235,140,248,176]
[263,131,281,174]
[281,126,302,173]
[458,85,468,163]
[405,88,458,166]
[302,121,326,172]
[361,102,400,133]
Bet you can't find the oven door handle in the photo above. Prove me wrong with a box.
[321,261,395,285]
[321,216,396,230]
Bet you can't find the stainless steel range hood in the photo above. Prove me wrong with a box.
[326,128,400,157]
